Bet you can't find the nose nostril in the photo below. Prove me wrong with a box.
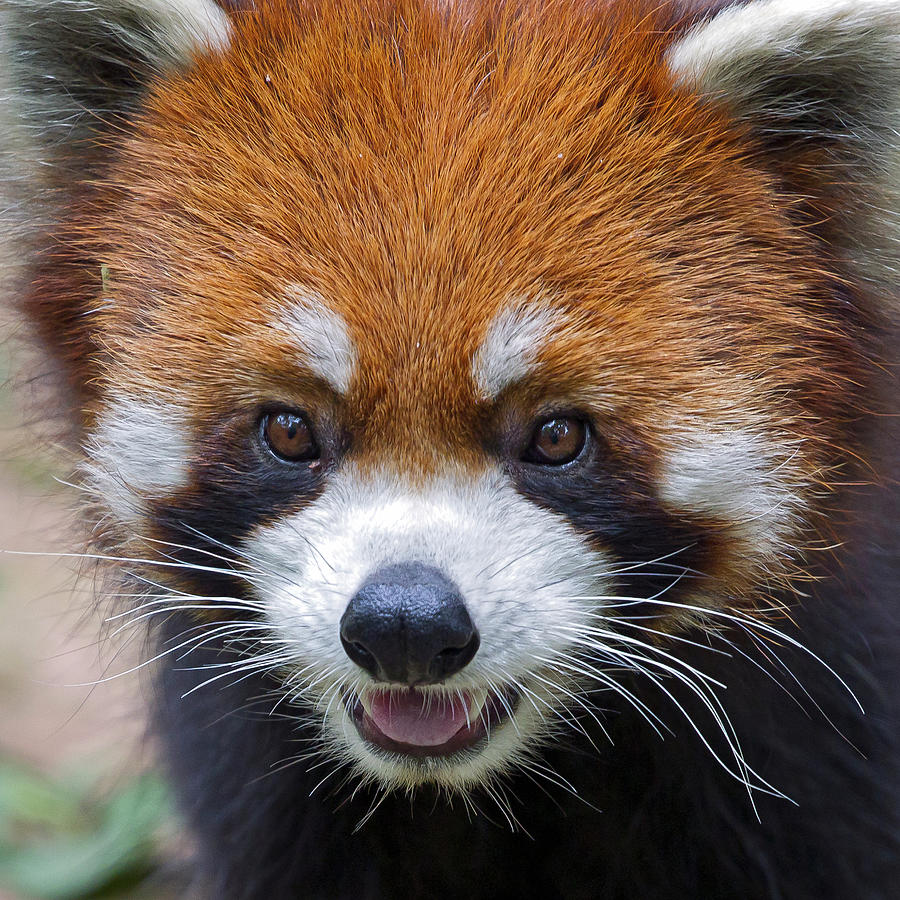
[430,631,480,681]
[340,563,479,685]
[341,635,378,677]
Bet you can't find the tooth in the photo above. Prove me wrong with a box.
[359,690,375,718]
[467,688,489,723]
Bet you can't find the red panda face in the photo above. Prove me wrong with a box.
[21,0,884,793]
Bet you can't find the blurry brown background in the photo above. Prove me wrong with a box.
[0,321,144,765]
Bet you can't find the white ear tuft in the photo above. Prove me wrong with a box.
[3,0,230,177]
[112,0,232,61]
[670,1,900,93]
[669,0,900,292]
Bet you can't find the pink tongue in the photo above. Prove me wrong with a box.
[368,690,468,747]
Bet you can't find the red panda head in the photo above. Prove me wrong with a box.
[6,0,898,792]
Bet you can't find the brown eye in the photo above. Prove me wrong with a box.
[261,411,319,462]
[524,416,587,466]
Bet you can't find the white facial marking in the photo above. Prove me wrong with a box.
[244,465,612,790]
[280,287,356,394]
[85,396,190,524]
[659,426,801,549]
[472,302,566,401]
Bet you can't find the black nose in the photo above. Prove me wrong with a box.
[340,562,479,685]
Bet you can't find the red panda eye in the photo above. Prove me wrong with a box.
[524,417,587,466]
[261,411,319,462]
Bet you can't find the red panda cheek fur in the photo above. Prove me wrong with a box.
[4,1,900,898]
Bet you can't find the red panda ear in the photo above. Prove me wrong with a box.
[668,0,900,293]
[4,0,231,183]
[3,0,231,426]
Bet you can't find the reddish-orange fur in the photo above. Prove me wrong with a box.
[47,0,868,604]
[7,3,899,897]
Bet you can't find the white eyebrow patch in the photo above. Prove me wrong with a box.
[85,396,190,525]
[472,302,566,400]
[280,287,356,394]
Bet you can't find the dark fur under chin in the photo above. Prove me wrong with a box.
[154,457,900,900]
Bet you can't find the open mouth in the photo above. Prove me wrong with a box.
[348,687,519,758]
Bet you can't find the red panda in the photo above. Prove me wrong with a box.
[3,0,899,897]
